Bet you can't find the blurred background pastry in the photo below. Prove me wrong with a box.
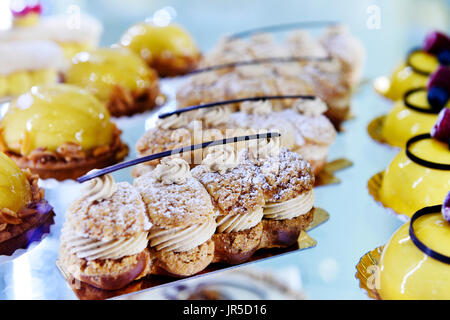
[65,47,161,117]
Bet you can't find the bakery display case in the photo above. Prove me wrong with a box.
[0,0,449,300]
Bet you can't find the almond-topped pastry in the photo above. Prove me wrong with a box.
[252,147,315,248]
[59,172,152,290]
[134,158,216,277]
[0,152,54,256]
[0,84,128,180]
[191,146,265,264]
[120,22,201,77]
[65,47,161,117]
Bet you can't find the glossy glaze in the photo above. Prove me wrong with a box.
[0,84,114,155]
[0,152,31,212]
[380,139,450,217]
[379,213,450,299]
[0,69,59,97]
[66,47,154,102]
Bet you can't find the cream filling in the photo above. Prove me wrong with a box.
[264,190,314,220]
[64,232,149,261]
[151,158,191,185]
[216,207,264,233]
[148,218,216,253]
[81,171,117,203]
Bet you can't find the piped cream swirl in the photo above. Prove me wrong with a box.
[216,207,264,233]
[202,145,238,174]
[264,190,314,220]
[81,171,117,203]
[198,106,231,127]
[240,101,273,116]
[156,114,188,130]
[148,217,216,252]
[151,158,191,185]
[63,231,149,261]
[248,136,281,159]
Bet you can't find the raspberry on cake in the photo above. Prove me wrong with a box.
[191,146,265,264]
[59,172,152,290]
[134,158,216,277]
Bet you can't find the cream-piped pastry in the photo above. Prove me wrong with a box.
[191,146,265,264]
[65,47,161,117]
[252,146,316,248]
[0,40,65,98]
[1,5,102,61]
[59,172,152,290]
[134,158,216,277]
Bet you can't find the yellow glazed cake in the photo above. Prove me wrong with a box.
[66,47,160,117]
[120,22,201,77]
[0,84,128,180]
[379,206,450,299]
[379,138,450,217]
[381,88,448,147]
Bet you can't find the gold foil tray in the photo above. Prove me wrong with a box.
[367,171,409,221]
[355,246,384,300]
[367,115,387,145]
[316,158,353,186]
[57,208,330,300]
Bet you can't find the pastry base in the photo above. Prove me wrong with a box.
[151,53,201,77]
[0,209,54,256]
[324,105,351,131]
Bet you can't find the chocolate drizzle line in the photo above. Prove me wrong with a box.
[406,47,433,76]
[403,88,440,114]
[186,56,332,75]
[158,95,316,119]
[77,132,281,183]
[409,204,450,265]
[227,20,339,40]
[406,134,450,170]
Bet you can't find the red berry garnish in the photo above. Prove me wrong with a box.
[423,31,450,54]
[10,1,42,17]
[443,191,450,223]
[427,66,450,92]
[431,108,450,142]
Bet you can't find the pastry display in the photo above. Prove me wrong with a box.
[134,97,336,177]
[374,31,448,101]
[177,24,364,128]
[1,2,102,60]
[0,152,54,256]
[358,192,450,299]
[59,172,152,290]
[58,132,319,292]
[376,108,450,217]
[65,47,161,117]
[0,40,65,98]
[0,84,129,180]
[379,66,449,147]
[119,22,201,77]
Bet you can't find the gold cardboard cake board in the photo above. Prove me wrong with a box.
[57,208,329,300]
[315,158,353,187]
[355,246,383,300]
[367,171,409,221]
[367,115,387,145]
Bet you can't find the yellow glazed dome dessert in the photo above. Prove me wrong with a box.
[0,152,54,256]
[120,22,201,77]
[378,195,450,299]
[0,84,128,180]
[66,47,161,117]
[375,31,449,101]
[379,138,450,217]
